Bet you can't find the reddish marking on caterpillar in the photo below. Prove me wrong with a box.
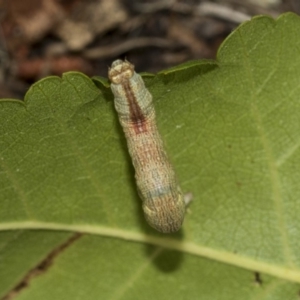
[108,59,188,233]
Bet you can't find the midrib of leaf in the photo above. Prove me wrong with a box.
[1,221,300,283]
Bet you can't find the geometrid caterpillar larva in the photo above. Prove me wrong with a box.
[108,59,188,233]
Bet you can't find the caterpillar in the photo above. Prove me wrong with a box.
[108,59,188,233]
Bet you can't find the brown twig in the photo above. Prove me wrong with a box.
[83,37,177,60]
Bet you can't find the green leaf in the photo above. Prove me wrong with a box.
[1,12,300,299]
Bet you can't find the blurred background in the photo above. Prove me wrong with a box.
[0,0,298,98]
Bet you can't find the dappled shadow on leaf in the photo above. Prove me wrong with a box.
[146,245,184,273]
[253,272,263,286]
[144,229,185,272]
